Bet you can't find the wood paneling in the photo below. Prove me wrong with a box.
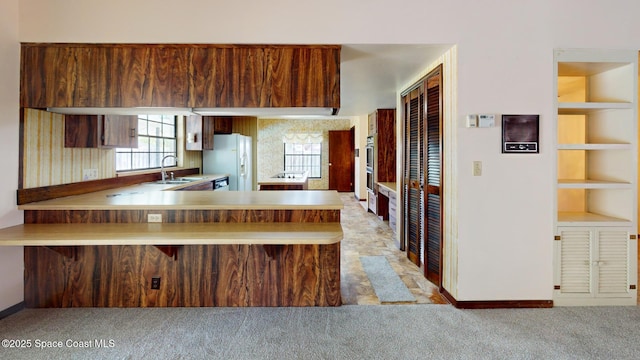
[24,209,340,224]
[20,44,341,110]
[22,108,115,189]
[24,243,341,307]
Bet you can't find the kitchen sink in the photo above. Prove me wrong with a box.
[152,179,193,185]
[177,177,205,181]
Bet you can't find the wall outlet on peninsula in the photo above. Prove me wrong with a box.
[82,168,98,181]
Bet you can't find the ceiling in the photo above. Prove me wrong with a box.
[337,44,453,117]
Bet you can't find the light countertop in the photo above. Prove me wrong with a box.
[0,222,343,246]
[258,171,309,185]
[377,182,397,194]
[18,186,344,210]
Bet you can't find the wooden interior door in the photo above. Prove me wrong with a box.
[423,66,443,285]
[402,65,444,287]
[403,87,424,265]
[328,130,354,192]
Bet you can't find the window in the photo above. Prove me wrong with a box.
[283,133,322,178]
[116,115,177,171]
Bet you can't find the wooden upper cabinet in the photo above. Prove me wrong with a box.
[368,112,377,136]
[202,116,216,150]
[212,116,233,134]
[102,115,138,148]
[65,114,137,148]
[185,115,203,151]
[372,109,396,183]
[20,44,341,111]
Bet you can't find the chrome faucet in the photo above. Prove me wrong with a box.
[161,154,178,183]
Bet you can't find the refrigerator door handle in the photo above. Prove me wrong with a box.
[240,153,247,178]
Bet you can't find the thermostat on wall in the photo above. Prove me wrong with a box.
[478,114,495,128]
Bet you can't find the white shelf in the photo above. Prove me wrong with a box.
[557,179,632,189]
[557,211,631,226]
[557,102,633,114]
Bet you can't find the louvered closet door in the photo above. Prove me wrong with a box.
[558,229,592,295]
[403,87,424,265]
[424,70,442,284]
[596,229,631,297]
[558,227,632,298]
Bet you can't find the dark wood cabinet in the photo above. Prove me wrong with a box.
[367,109,395,215]
[176,181,214,191]
[211,116,233,134]
[65,114,137,148]
[373,109,396,183]
[21,44,340,111]
[186,116,233,151]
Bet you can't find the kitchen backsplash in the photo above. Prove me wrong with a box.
[22,108,115,188]
[257,118,351,190]
[22,108,201,189]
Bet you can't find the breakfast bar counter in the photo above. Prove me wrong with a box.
[10,188,344,308]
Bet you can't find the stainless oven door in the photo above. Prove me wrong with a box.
[366,169,374,192]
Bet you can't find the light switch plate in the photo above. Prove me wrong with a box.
[473,161,482,176]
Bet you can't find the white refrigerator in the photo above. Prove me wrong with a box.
[203,134,252,191]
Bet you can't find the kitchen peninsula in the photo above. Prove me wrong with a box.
[1,184,343,308]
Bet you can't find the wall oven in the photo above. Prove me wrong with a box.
[365,136,375,170]
[365,136,375,192]
[366,169,375,192]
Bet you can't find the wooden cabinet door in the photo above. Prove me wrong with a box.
[65,114,101,148]
[213,117,233,134]
[185,115,203,151]
[102,115,138,148]
[375,109,396,183]
[202,116,216,150]
[65,114,137,148]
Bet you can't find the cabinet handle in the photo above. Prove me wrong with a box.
[130,128,136,137]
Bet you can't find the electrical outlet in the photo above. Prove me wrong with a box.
[148,214,162,223]
[151,277,161,290]
[82,168,98,181]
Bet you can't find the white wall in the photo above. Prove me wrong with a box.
[352,115,368,201]
[13,0,640,302]
[0,0,24,311]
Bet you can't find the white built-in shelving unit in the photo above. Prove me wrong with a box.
[554,49,638,306]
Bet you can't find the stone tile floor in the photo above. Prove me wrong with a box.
[338,193,448,305]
